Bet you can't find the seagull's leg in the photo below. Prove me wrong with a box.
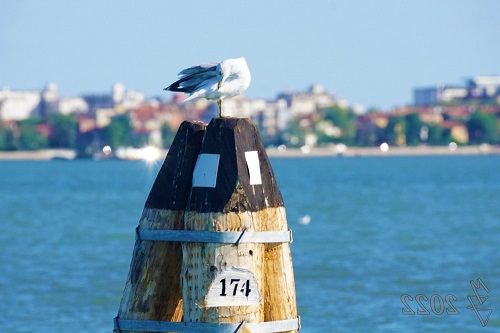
[218,99,223,117]
[217,81,223,117]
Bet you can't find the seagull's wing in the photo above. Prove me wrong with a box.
[178,63,218,78]
[164,63,219,93]
[164,73,214,93]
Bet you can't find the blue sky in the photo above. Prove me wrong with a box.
[1,0,499,110]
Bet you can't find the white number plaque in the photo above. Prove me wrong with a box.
[205,267,261,307]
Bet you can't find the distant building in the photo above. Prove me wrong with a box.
[112,83,146,110]
[75,115,97,133]
[467,76,500,98]
[95,108,117,128]
[0,83,91,121]
[82,83,146,115]
[277,84,336,116]
[58,97,89,115]
[82,94,115,115]
[222,97,291,140]
[414,86,468,106]
[0,88,41,120]
[392,106,445,124]
[440,120,469,144]
[414,75,500,106]
[39,82,59,116]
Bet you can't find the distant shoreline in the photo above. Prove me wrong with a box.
[0,145,499,161]
[266,144,500,158]
[0,149,77,161]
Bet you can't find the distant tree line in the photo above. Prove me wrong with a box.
[1,107,499,153]
[280,105,499,148]
[0,115,79,151]
[0,114,176,155]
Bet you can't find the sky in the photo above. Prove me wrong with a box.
[1,0,499,110]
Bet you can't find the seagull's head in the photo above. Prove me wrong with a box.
[218,57,250,88]
[217,61,230,87]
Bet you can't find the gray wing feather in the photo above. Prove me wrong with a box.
[165,64,220,93]
[178,63,218,77]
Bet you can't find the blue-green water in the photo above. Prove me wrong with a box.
[1,156,499,332]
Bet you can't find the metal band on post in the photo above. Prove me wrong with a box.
[113,317,300,333]
[135,228,293,244]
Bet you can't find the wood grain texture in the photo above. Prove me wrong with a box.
[182,118,297,331]
[117,121,206,333]
[117,118,297,333]
[262,206,297,333]
[182,211,265,323]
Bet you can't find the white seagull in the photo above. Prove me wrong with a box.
[164,57,251,117]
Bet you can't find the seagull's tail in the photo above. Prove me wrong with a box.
[163,79,186,93]
[181,92,200,103]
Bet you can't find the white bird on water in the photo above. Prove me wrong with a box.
[164,57,251,117]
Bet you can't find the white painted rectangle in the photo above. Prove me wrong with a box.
[205,267,261,307]
[244,151,262,185]
[192,154,220,188]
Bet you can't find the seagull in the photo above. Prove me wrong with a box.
[164,57,251,117]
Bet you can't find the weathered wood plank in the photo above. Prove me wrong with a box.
[117,117,298,333]
[182,118,297,332]
[117,121,206,333]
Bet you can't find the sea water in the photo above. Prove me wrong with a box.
[1,156,499,332]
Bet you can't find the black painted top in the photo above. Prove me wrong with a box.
[144,120,206,211]
[187,118,284,213]
[144,118,284,214]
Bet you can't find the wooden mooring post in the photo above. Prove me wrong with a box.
[116,121,206,328]
[115,118,299,333]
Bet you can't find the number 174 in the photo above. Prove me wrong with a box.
[220,278,251,297]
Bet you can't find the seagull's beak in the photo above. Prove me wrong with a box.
[220,72,229,88]
[217,62,230,89]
